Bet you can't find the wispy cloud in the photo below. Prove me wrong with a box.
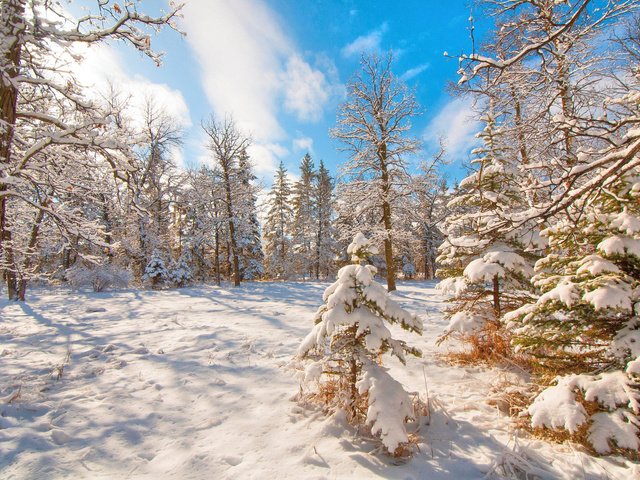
[282,55,330,122]
[423,97,481,161]
[181,0,338,174]
[292,136,314,154]
[400,63,430,81]
[75,44,191,129]
[341,23,388,58]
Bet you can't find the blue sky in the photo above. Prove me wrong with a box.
[75,0,490,185]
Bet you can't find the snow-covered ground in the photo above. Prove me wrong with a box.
[0,282,637,479]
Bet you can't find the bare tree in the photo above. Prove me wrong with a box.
[331,52,420,291]
[202,116,251,287]
[0,0,182,300]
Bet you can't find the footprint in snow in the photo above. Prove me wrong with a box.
[138,451,156,461]
[86,307,107,313]
[51,429,72,445]
[223,455,242,466]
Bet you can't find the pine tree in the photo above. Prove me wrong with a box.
[236,151,264,281]
[297,233,423,454]
[437,110,541,359]
[264,162,293,279]
[291,153,316,279]
[313,160,336,279]
[169,254,192,288]
[452,0,640,452]
[143,249,169,289]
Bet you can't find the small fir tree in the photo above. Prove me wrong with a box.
[143,249,169,289]
[297,233,423,454]
[436,112,541,359]
[169,254,192,288]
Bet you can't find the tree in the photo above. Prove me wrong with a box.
[235,151,264,281]
[291,153,316,279]
[297,233,423,454]
[437,110,541,360]
[130,98,183,279]
[202,116,251,287]
[143,249,169,290]
[332,52,420,291]
[313,160,336,279]
[264,162,293,279]
[448,0,640,452]
[0,0,182,300]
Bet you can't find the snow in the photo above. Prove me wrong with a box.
[1,282,638,478]
[538,279,580,308]
[463,258,505,283]
[597,235,640,257]
[582,281,632,311]
[576,255,621,276]
[589,411,640,454]
[357,361,414,452]
[528,380,587,433]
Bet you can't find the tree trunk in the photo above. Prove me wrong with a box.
[222,169,240,287]
[15,205,45,301]
[0,0,26,301]
[379,142,396,291]
[492,275,501,318]
[214,227,221,286]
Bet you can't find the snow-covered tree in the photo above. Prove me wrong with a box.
[169,254,192,288]
[297,233,423,454]
[143,249,169,289]
[0,0,182,300]
[450,0,640,452]
[332,52,420,291]
[291,153,316,279]
[202,116,252,287]
[437,111,541,358]
[264,162,293,279]
[313,160,336,279]
[236,151,264,281]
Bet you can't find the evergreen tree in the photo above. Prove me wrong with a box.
[297,233,423,454]
[143,249,169,289]
[291,153,316,279]
[313,160,336,279]
[264,162,293,279]
[169,254,192,288]
[437,110,541,358]
[236,151,264,281]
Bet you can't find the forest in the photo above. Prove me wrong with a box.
[1,0,639,478]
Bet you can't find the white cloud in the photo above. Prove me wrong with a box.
[282,55,330,122]
[75,44,191,129]
[424,97,481,161]
[400,63,430,81]
[292,136,314,153]
[247,143,290,176]
[182,0,335,145]
[341,23,388,58]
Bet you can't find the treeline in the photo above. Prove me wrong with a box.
[0,0,448,300]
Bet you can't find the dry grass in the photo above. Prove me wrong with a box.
[439,322,531,371]
[299,377,430,458]
[488,379,640,461]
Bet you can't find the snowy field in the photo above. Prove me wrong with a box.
[0,281,637,479]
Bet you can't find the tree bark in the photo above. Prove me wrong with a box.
[379,142,396,291]
[0,0,26,300]
[492,275,501,318]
